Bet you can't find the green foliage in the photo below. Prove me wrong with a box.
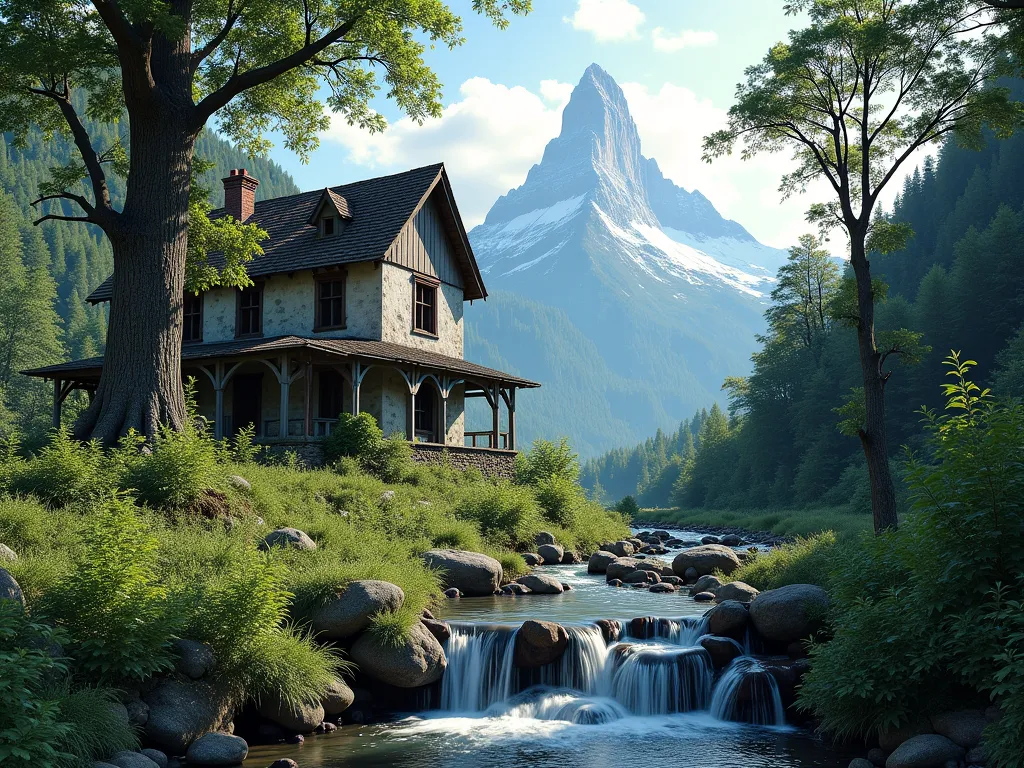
[229,423,261,464]
[729,531,838,591]
[489,549,529,581]
[994,322,1024,399]
[40,497,178,684]
[533,474,581,528]
[367,608,419,648]
[121,421,222,510]
[516,437,579,485]
[53,685,139,766]
[615,495,640,519]
[454,481,542,549]
[9,428,111,508]
[429,518,483,551]
[799,356,1024,761]
[323,413,411,482]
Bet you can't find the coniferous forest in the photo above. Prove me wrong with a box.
[582,82,1024,512]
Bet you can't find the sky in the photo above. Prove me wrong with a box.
[263,0,923,251]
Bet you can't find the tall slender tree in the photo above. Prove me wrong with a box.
[0,0,529,443]
[703,0,1021,532]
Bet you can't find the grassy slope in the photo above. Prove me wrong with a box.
[633,505,872,538]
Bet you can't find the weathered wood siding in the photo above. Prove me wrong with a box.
[385,195,463,288]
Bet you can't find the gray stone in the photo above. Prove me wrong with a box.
[143,680,232,754]
[444,587,461,598]
[140,751,167,768]
[684,566,699,583]
[310,580,405,640]
[523,553,542,566]
[700,636,742,668]
[649,582,676,593]
[126,696,150,727]
[587,550,618,574]
[635,558,674,578]
[715,581,759,603]
[930,709,988,748]
[537,543,564,565]
[560,550,581,564]
[849,760,875,768]
[693,591,715,602]
[965,746,986,764]
[885,735,964,768]
[350,620,447,688]
[423,549,503,597]
[514,619,569,668]
[622,569,659,584]
[701,535,721,545]
[267,760,299,768]
[535,531,556,546]
[107,752,160,768]
[173,638,216,679]
[321,677,355,716]
[720,534,744,546]
[605,557,642,581]
[607,578,623,587]
[502,583,532,595]
[706,600,750,641]
[690,574,723,595]
[749,584,830,645]
[260,527,317,551]
[0,543,16,561]
[867,748,887,767]
[515,574,564,594]
[379,490,396,504]
[880,720,935,752]
[672,545,741,577]
[226,475,251,492]
[0,567,24,606]
[258,695,324,734]
[609,540,636,557]
[421,616,451,644]
[185,733,248,766]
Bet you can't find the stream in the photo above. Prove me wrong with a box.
[244,531,857,767]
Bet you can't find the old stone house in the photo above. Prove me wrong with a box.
[25,164,538,472]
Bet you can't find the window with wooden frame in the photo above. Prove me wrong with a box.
[413,277,438,336]
[320,216,337,237]
[183,293,203,343]
[236,284,263,338]
[314,274,346,331]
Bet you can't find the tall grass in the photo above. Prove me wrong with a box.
[634,505,871,537]
[728,531,840,590]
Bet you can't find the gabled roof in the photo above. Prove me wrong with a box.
[86,163,487,303]
[307,188,353,224]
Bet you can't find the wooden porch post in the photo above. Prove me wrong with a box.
[52,378,62,429]
[279,354,290,438]
[508,387,516,451]
[304,358,313,437]
[213,362,225,441]
[491,381,500,449]
[351,362,362,415]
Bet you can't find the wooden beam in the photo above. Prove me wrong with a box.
[508,387,516,451]
[491,381,500,449]
[52,378,62,429]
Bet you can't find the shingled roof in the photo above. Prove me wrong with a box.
[86,163,486,303]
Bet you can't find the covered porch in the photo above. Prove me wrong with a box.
[24,335,539,453]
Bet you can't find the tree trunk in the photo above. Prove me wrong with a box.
[849,234,899,532]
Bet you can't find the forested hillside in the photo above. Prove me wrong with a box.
[0,121,298,440]
[582,105,1024,510]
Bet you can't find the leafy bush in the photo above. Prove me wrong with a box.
[244,625,345,709]
[122,423,222,510]
[455,481,542,549]
[322,413,411,482]
[9,428,111,508]
[40,497,179,684]
[534,474,581,528]
[367,607,419,647]
[53,685,139,765]
[799,355,1024,761]
[516,437,579,486]
[729,531,838,591]
[616,495,640,519]
[490,548,529,581]
[430,518,483,551]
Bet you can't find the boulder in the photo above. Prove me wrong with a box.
[587,551,618,574]
[693,591,715,602]
[321,678,355,716]
[701,535,721,545]
[609,540,636,557]
[720,534,744,546]
[700,636,743,669]
[0,567,24,606]
[672,545,741,578]
[226,475,251,492]
[267,761,299,768]
[185,733,248,766]
[607,578,623,587]
[259,527,316,552]
[258,694,324,734]
[715,581,759,603]
[929,710,987,749]
[867,748,887,767]
[885,735,964,768]
[537,543,564,565]
[107,752,160,768]
[965,746,986,765]
[143,680,232,754]
[595,618,621,643]
[684,567,699,583]
[649,582,676,593]
[421,617,451,644]
[605,558,642,581]
[880,720,935,752]
[513,620,569,668]
[535,531,556,546]
[561,550,581,565]
[636,559,674,578]
[749,584,830,645]
[849,760,875,768]
[140,751,167,768]
[350,621,447,688]
[662,575,683,586]
[652,530,671,540]
[126,697,150,727]
[423,549,503,597]
[623,569,659,585]
[502,583,532,596]
[706,600,750,641]
[0,543,16,561]
[516,573,564,594]
[690,575,723,595]
[444,588,461,599]
[310,580,405,640]
[172,639,216,679]
[523,553,542,566]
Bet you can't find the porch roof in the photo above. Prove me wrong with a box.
[22,335,541,388]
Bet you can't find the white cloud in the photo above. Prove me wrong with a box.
[564,0,645,42]
[651,28,718,52]
[322,77,572,227]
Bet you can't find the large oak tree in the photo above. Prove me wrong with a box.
[704,0,1021,532]
[0,0,528,443]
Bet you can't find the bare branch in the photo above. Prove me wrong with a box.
[32,213,94,226]
[31,191,95,215]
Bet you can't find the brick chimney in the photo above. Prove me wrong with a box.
[222,168,259,221]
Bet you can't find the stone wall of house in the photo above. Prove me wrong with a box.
[380,262,464,357]
[409,444,517,480]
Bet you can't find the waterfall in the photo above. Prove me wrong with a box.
[490,688,629,724]
[621,615,708,645]
[440,624,517,711]
[609,645,713,714]
[710,656,786,726]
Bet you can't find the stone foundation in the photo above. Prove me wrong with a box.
[410,443,518,480]
[259,440,325,467]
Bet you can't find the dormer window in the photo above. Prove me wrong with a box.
[308,188,352,238]
[320,216,337,238]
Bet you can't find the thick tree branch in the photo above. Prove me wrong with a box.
[91,0,145,55]
[191,15,363,128]
[31,191,95,216]
[32,213,94,226]
[192,0,246,71]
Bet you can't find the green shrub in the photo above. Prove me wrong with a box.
[367,607,418,647]
[615,495,640,519]
[490,548,529,580]
[455,481,541,549]
[799,355,1024,761]
[430,518,483,551]
[122,423,222,510]
[322,413,410,482]
[40,497,179,684]
[729,531,838,591]
[10,428,111,508]
[534,474,581,528]
[515,437,579,486]
[244,625,346,709]
[53,685,139,764]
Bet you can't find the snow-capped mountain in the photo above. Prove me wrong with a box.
[465,64,787,457]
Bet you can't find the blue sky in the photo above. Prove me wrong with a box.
[261,1,913,251]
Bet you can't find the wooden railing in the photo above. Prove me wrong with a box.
[465,431,508,449]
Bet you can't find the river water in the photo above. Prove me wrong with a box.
[244,531,856,767]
